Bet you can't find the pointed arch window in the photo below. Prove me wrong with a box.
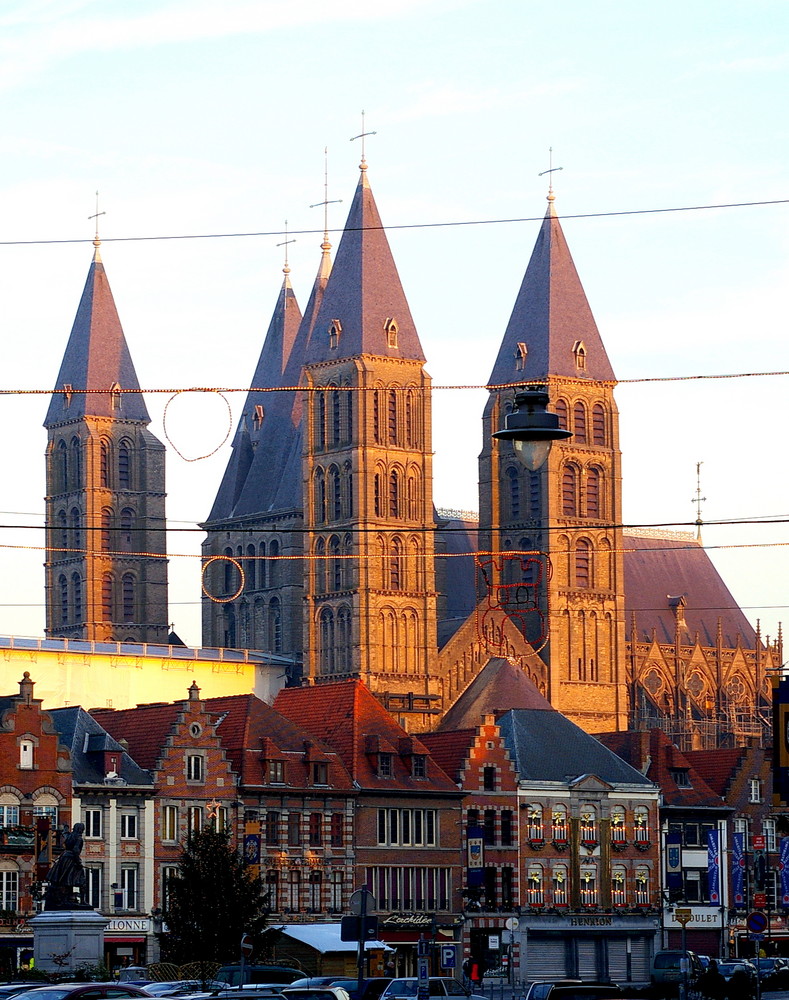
[344,388,353,444]
[120,508,134,552]
[59,575,69,626]
[575,539,591,588]
[407,472,418,521]
[374,469,383,518]
[330,536,342,591]
[331,389,341,446]
[330,465,341,521]
[529,470,540,518]
[70,508,81,551]
[268,539,279,588]
[315,537,327,594]
[592,403,606,445]
[58,509,68,550]
[223,547,235,594]
[507,467,520,520]
[573,402,587,443]
[389,469,400,519]
[122,573,135,622]
[405,390,415,447]
[373,387,383,445]
[328,319,341,350]
[101,507,112,551]
[57,440,69,493]
[258,541,267,588]
[384,317,399,349]
[562,465,578,517]
[317,393,326,450]
[100,440,110,488]
[343,534,353,590]
[253,404,264,430]
[573,340,587,372]
[337,604,352,673]
[586,467,600,518]
[343,461,353,519]
[515,342,527,372]
[319,607,335,674]
[315,468,326,523]
[390,537,403,591]
[70,437,82,490]
[388,389,398,445]
[71,572,82,623]
[102,574,113,621]
[268,597,282,652]
[246,544,256,590]
[118,441,131,488]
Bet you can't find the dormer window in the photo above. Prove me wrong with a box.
[384,318,399,349]
[253,404,264,430]
[62,383,73,408]
[670,768,691,788]
[379,753,393,778]
[515,342,527,371]
[110,381,122,411]
[329,320,342,350]
[572,341,587,371]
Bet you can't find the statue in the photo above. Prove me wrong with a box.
[44,823,90,910]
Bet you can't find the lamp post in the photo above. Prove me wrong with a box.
[492,385,571,471]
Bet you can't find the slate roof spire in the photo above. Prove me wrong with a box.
[487,194,616,386]
[304,165,425,364]
[44,250,150,426]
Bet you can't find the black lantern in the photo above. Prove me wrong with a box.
[492,385,572,471]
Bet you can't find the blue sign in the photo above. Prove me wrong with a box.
[746,911,768,934]
[440,945,457,970]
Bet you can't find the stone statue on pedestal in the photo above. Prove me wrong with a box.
[44,823,90,910]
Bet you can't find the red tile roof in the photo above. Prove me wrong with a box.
[275,680,458,792]
[91,701,180,771]
[420,730,476,781]
[683,748,746,798]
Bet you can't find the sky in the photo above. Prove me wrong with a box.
[0,0,787,650]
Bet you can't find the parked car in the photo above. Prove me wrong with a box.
[325,980,391,1000]
[286,986,341,992]
[380,979,483,1000]
[523,984,583,1000]
[281,989,350,1000]
[650,950,703,987]
[142,984,228,997]
[11,987,150,1000]
[218,970,301,988]
[716,961,756,983]
[540,988,621,1000]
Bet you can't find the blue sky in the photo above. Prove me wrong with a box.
[0,0,787,649]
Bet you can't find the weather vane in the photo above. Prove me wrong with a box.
[538,147,563,200]
[350,109,377,167]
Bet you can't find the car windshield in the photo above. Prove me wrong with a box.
[386,986,417,998]
[12,992,77,1000]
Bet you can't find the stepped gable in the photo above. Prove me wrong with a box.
[274,679,456,790]
[499,709,653,785]
[683,747,747,798]
[437,657,553,732]
[201,692,353,789]
[598,728,724,806]
[208,275,301,521]
[45,252,149,426]
[488,198,615,387]
[624,531,756,647]
[50,706,151,785]
[304,165,425,365]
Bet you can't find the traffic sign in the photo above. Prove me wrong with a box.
[746,910,768,934]
[240,933,254,957]
[753,835,766,851]
[754,892,768,908]
[674,908,693,926]
[440,944,457,970]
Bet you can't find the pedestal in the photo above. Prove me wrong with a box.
[30,910,110,973]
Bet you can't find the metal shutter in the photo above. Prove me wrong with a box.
[577,937,598,979]
[607,939,628,983]
[630,937,651,983]
[524,936,567,981]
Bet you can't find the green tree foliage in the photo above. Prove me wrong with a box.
[163,826,268,965]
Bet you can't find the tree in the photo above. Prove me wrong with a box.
[163,826,269,965]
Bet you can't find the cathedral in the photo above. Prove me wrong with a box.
[43,162,779,747]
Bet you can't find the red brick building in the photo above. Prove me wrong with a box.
[0,673,72,972]
[275,680,464,975]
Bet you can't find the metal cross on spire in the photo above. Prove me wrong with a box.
[538,147,564,201]
[692,461,706,542]
[88,190,106,259]
[309,146,342,252]
[350,109,377,169]
[276,220,296,276]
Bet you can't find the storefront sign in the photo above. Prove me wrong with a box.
[665,906,722,928]
[382,913,434,930]
[106,918,151,933]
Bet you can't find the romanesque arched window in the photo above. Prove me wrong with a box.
[316,392,326,450]
[330,465,341,522]
[71,572,82,625]
[100,439,110,488]
[268,597,282,652]
[555,398,568,430]
[592,403,606,445]
[59,575,68,625]
[57,509,68,549]
[120,508,134,552]
[122,573,135,622]
[389,468,400,519]
[101,507,113,551]
[258,541,267,589]
[573,402,587,443]
[388,388,398,445]
[389,537,403,591]
[562,465,578,517]
[314,468,326,523]
[118,440,131,489]
[268,539,279,588]
[586,467,600,518]
[246,544,256,590]
[575,539,591,588]
[102,574,113,620]
[70,508,81,551]
[57,440,68,492]
[343,461,353,519]
[507,466,520,520]
[70,436,82,490]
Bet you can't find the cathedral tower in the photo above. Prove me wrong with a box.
[479,194,627,731]
[301,163,439,702]
[44,245,168,642]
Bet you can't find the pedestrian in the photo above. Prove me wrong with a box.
[699,959,725,1000]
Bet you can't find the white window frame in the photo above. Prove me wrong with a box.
[0,804,20,828]
[83,808,102,839]
[85,865,102,908]
[764,818,777,852]
[19,741,34,770]
[186,754,204,782]
[163,804,178,842]
[120,865,138,910]
[0,870,18,910]
[120,811,138,840]
[750,779,762,803]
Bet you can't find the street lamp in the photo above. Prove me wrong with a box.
[492,385,572,471]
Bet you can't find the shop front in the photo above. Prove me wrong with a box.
[379,913,462,977]
[0,920,33,976]
[520,912,660,985]
[730,913,788,959]
[664,905,726,958]
[104,917,151,974]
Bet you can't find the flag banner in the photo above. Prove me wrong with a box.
[780,837,789,907]
[707,829,720,905]
[666,831,682,891]
[467,824,485,888]
[732,832,745,906]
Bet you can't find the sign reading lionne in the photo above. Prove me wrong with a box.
[382,913,435,929]
[105,918,150,933]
